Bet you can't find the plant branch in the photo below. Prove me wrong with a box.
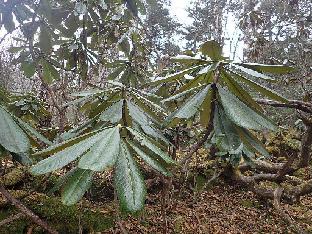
[0,186,58,234]
[273,187,306,234]
[180,88,216,169]
[0,213,25,227]
[256,99,312,114]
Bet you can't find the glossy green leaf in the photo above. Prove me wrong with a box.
[162,85,203,103]
[41,60,60,84]
[237,128,270,157]
[15,117,52,145]
[151,65,203,85]
[127,140,171,176]
[21,62,36,78]
[31,131,106,175]
[62,169,93,206]
[199,88,213,127]
[126,127,174,164]
[78,127,120,171]
[100,100,123,123]
[114,141,146,213]
[229,70,288,103]
[218,86,276,131]
[240,63,295,74]
[167,85,210,121]
[39,26,52,53]
[221,71,263,112]
[231,64,275,81]
[0,106,30,153]
[3,11,15,33]
[213,105,242,152]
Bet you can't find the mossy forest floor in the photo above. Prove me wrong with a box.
[0,130,311,233]
[1,180,311,234]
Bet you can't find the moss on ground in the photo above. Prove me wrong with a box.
[0,193,114,233]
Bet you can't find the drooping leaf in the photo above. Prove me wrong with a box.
[240,63,295,74]
[39,26,52,53]
[124,0,138,17]
[0,106,30,153]
[0,146,7,158]
[126,127,175,164]
[33,129,102,157]
[3,11,15,33]
[162,85,203,103]
[127,140,171,176]
[41,60,60,84]
[212,105,242,152]
[63,13,79,37]
[114,141,146,213]
[99,100,123,123]
[140,124,169,144]
[167,85,210,122]
[199,88,213,127]
[15,117,52,145]
[78,127,120,171]
[175,73,207,94]
[130,90,165,117]
[62,169,93,206]
[11,152,32,165]
[107,66,125,80]
[218,86,276,131]
[70,89,104,98]
[237,128,270,157]
[21,62,36,78]
[171,55,208,64]
[118,38,131,56]
[151,65,204,85]
[221,71,263,112]
[231,64,275,81]
[228,70,288,103]
[31,131,107,175]
[48,168,78,195]
[127,101,151,127]
[99,0,108,9]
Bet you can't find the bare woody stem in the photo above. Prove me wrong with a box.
[180,84,217,168]
[255,99,312,114]
[0,186,59,234]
